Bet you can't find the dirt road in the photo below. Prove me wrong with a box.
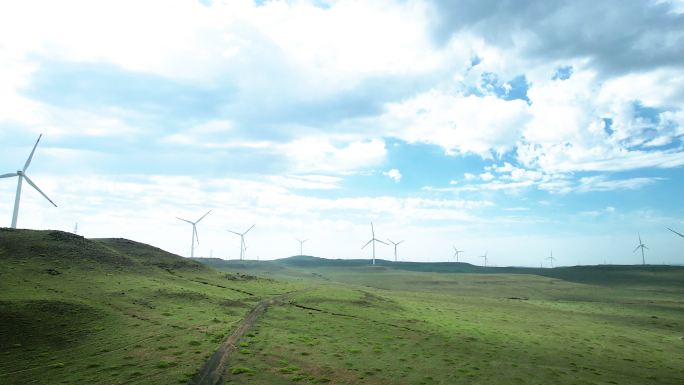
[188,292,294,385]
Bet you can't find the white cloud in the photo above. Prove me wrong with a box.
[270,174,342,190]
[283,137,387,174]
[576,176,663,193]
[383,92,531,157]
[479,172,495,181]
[383,168,402,183]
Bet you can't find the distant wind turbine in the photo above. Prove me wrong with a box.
[633,233,648,265]
[176,210,211,259]
[362,222,388,265]
[453,246,464,262]
[387,239,404,262]
[1,134,57,228]
[73,222,78,235]
[480,251,488,267]
[297,238,308,256]
[667,227,684,238]
[228,224,255,260]
[546,250,555,268]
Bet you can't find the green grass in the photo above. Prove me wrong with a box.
[0,228,301,384]
[2,229,683,384]
[213,259,684,384]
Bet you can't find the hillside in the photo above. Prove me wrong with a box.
[2,231,683,384]
[0,228,299,385]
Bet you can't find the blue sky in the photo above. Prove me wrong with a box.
[1,0,683,266]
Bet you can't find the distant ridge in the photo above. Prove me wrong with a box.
[195,254,684,289]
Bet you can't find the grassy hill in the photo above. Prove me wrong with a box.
[0,228,300,385]
[2,231,683,384]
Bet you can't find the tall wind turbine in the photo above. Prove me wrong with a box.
[667,227,684,239]
[480,251,488,267]
[297,238,308,256]
[1,134,57,228]
[176,210,211,259]
[228,224,255,260]
[633,233,648,265]
[362,222,388,265]
[546,250,555,268]
[387,239,404,262]
[453,246,464,262]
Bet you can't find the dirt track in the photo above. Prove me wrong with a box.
[188,293,294,385]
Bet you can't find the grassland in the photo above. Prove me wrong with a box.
[1,230,683,384]
[0,229,301,384]
[207,258,684,385]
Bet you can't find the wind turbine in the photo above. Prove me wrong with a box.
[387,239,404,262]
[667,227,684,239]
[297,238,308,256]
[633,233,648,265]
[480,251,488,267]
[176,210,211,259]
[73,222,78,235]
[228,224,255,260]
[546,250,555,268]
[1,134,57,228]
[453,246,464,262]
[362,222,388,265]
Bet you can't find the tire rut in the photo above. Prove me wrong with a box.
[188,292,296,385]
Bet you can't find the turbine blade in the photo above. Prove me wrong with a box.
[375,238,389,245]
[370,221,374,236]
[643,245,649,250]
[633,245,640,253]
[177,217,194,224]
[0,172,18,178]
[227,230,241,236]
[194,226,200,244]
[362,239,373,249]
[303,239,308,243]
[23,134,43,172]
[243,224,255,235]
[22,174,57,207]
[195,210,211,223]
[667,227,684,238]
[397,240,404,245]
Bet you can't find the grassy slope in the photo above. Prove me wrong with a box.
[2,233,683,385]
[0,229,300,385]
[203,257,684,385]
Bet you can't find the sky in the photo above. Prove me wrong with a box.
[1,0,683,266]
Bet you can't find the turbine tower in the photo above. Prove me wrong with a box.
[667,227,684,238]
[362,221,388,265]
[297,238,308,256]
[176,210,211,259]
[228,224,255,260]
[480,251,488,267]
[545,250,555,268]
[387,239,404,262]
[453,246,464,262]
[1,134,57,228]
[633,233,648,265]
